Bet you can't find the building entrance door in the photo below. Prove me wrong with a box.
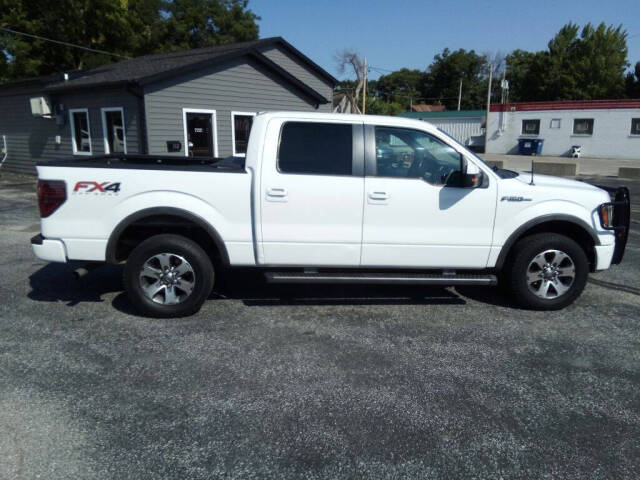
[185,111,214,157]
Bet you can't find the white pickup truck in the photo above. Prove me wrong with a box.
[32,112,630,317]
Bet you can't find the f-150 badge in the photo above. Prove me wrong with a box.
[73,181,121,195]
[501,196,532,202]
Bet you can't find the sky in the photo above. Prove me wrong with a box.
[250,0,640,81]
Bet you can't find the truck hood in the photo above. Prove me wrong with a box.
[513,171,604,193]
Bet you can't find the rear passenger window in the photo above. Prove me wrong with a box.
[278,122,352,175]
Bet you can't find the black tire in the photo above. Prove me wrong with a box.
[124,234,214,318]
[507,233,589,310]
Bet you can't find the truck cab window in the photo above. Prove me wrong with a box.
[278,122,352,175]
[374,127,461,185]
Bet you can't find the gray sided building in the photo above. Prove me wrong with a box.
[0,37,337,174]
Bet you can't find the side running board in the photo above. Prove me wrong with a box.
[265,271,497,286]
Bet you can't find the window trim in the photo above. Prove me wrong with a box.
[69,108,92,156]
[182,108,218,157]
[231,111,256,157]
[276,121,362,177]
[631,118,640,136]
[550,118,561,129]
[100,107,127,154]
[573,118,594,136]
[521,119,541,136]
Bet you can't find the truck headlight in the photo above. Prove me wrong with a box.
[598,203,615,229]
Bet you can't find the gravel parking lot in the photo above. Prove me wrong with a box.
[1,173,639,479]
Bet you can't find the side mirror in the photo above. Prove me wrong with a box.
[462,172,483,188]
[442,154,484,187]
[461,157,482,188]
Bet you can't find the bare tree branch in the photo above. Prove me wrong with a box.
[334,49,365,110]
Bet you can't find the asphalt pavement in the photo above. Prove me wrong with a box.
[0,172,639,479]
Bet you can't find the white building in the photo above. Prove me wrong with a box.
[398,110,486,151]
[486,99,640,159]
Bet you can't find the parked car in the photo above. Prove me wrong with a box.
[32,112,630,317]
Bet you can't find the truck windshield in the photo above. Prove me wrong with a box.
[436,127,518,179]
[436,128,491,169]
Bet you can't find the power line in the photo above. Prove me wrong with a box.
[335,87,459,102]
[0,26,131,59]
[369,65,397,73]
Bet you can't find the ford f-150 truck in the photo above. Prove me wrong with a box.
[32,112,630,317]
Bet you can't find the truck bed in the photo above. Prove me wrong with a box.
[37,154,246,172]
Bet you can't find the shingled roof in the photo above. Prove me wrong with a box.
[1,37,337,103]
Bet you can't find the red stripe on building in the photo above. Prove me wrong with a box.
[490,99,640,112]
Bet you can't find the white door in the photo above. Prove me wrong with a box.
[361,125,497,268]
[259,120,364,266]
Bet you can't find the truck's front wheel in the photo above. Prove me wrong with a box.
[124,234,214,318]
[508,233,589,310]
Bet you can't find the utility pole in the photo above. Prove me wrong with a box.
[362,56,367,115]
[484,63,494,152]
[457,78,463,111]
[486,63,493,114]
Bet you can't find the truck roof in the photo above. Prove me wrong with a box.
[254,111,440,132]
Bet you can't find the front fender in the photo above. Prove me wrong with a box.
[489,200,611,269]
[495,200,599,246]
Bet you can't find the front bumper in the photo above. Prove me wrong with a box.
[596,185,631,265]
[31,234,67,263]
[594,244,615,271]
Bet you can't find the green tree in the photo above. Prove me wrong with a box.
[162,0,259,51]
[505,49,548,101]
[422,48,487,110]
[0,53,7,83]
[376,68,425,108]
[126,0,168,57]
[626,61,640,98]
[574,23,628,98]
[0,0,137,79]
[506,22,629,101]
[0,0,259,82]
[365,96,404,115]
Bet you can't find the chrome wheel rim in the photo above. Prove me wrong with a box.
[526,249,576,299]
[139,253,196,305]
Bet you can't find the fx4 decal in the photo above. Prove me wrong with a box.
[73,181,121,195]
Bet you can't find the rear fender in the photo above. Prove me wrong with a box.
[105,191,230,263]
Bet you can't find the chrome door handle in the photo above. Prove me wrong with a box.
[368,191,389,200]
[267,187,288,197]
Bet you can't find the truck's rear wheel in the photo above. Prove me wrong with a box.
[508,233,588,310]
[124,234,214,318]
